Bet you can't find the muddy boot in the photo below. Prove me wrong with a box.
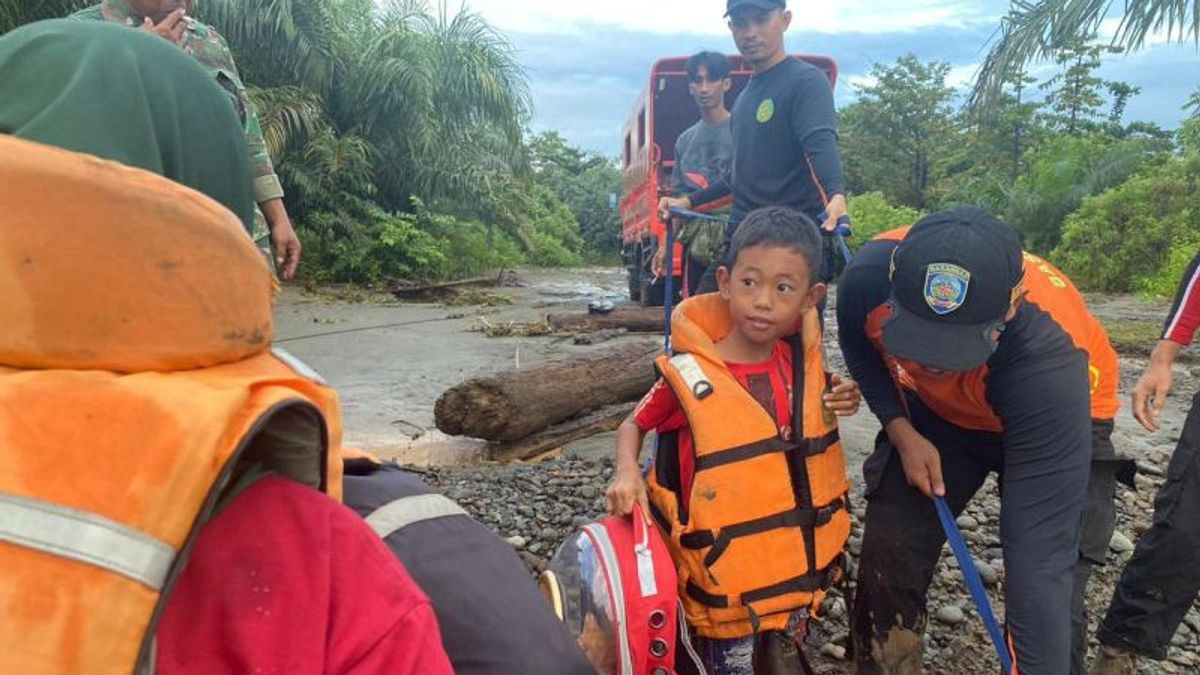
[1089,646,1136,675]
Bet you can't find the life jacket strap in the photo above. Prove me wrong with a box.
[796,429,841,458]
[0,490,176,590]
[694,428,841,474]
[694,437,790,472]
[678,497,847,569]
[684,554,845,610]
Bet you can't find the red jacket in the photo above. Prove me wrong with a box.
[156,477,453,675]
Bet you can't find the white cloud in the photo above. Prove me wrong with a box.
[456,0,996,36]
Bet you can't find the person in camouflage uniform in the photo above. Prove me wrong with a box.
[70,0,302,279]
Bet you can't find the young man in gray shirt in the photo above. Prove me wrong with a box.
[653,51,734,296]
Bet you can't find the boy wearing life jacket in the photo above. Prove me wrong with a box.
[607,206,861,674]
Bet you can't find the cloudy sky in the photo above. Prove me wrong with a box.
[453,0,1198,155]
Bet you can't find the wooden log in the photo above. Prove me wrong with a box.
[392,270,508,298]
[546,307,664,334]
[572,328,626,345]
[489,403,635,462]
[434,341,658,442]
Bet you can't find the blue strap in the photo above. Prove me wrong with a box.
[817,212,854,265]
[933,495,1013,673]
[667,205,730,223]
[663,210,676,352]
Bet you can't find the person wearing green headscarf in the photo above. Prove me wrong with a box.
[0,19,255,232]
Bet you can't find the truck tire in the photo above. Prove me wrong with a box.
[640,276,665,307]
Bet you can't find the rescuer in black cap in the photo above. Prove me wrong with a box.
[836,207,1097,675]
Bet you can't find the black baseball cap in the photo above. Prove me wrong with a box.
[881,208,1025,372]
[725,0,786,16]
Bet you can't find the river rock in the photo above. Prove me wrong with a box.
[935,605,965,625]
[975,560,1000,586]
[820,643,847,661]
[956,515,979,531]
[1110,532,1135,554]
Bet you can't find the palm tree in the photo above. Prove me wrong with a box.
[1185,85,1200,118]
[972,0,1198,109]
[1,0,91,33]
[197,0,530,219]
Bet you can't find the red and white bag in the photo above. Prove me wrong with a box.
[541,505,704,674]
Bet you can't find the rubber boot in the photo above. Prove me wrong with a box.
[1089,646,1137,675]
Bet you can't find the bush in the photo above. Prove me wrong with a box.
[847,192,922,250]
[1053,153,1200,293]
[1136,238,1200,298]
[1003,134,1166,253]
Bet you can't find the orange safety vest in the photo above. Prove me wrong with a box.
[0,137,344,675]
[645,294,850,639]
[865,226,1120,431]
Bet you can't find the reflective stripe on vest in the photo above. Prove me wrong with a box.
[0,491,176,590]
[365,493,468,539]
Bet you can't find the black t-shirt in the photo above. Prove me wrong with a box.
[689,57,845,229]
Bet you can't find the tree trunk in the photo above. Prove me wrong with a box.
[434,340,659,442]
[546,307,664,333]
[488,403,635,462]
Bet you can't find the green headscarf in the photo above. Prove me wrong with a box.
[0,19,255,232]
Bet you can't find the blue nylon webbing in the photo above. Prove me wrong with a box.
[934,495,1013,673]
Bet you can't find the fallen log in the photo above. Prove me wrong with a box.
[392,270,512,298]
[435,340,658,442]
[546,307,664,334]
[489,403,635,462]
[573,328,627,345]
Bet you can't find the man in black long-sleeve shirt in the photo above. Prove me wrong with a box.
[838,209,1095,674]
[659,0,848,292]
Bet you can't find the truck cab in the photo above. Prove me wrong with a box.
[619,54,837,305]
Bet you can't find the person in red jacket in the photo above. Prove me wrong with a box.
[1091,250,1200,675]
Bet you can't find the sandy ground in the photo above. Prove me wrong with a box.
[277,268,1200,673]
[273,268,635,464]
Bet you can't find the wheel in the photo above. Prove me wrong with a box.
[640,276,665,307]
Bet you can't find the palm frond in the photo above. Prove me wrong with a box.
[971,0,1198,111]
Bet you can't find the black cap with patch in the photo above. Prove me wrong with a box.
[881,208,1024,372]
[725,0,785,17]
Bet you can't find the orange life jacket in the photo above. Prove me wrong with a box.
[0,137,344,675]
[645,294,850,639]
[865,226,1119,431]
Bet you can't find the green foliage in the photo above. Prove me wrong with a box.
[1180,118,1200,153]
[1053,153,1200,293]
[846,192,921,250]
[840,55,957,209]
[0,0,90,33]
[297,196,527,284]
[1002,133,1165,252]
[1038,38,1122,134]
[528,132,622,254]
[1137,239,1200,297]
[1186,86,1200,118]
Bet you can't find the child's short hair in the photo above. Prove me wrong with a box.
[728,206,823,285]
